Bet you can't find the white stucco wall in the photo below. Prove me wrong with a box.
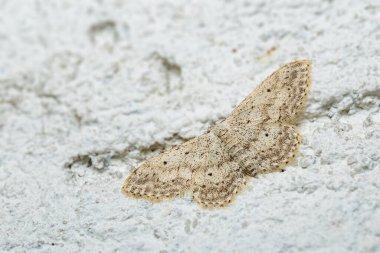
[1,0,380,252]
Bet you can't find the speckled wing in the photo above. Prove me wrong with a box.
[191,160,246,208]
[226,60,312,126]
[122,135,204,201]
[122,133,246,207]
[212,123,301,177]
[190,133,247,207]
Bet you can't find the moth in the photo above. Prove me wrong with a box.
[122,60,312,208]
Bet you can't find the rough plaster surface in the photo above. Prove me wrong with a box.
[1,0,380,252]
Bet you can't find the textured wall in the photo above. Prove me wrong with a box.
[1,0,380,252]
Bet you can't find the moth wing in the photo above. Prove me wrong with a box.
[179,134,247,208]
[122,132,247,208]
[212,123,301,177]
[191,160,246,208]
[226,60,312,126]
[121,134,209,201]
